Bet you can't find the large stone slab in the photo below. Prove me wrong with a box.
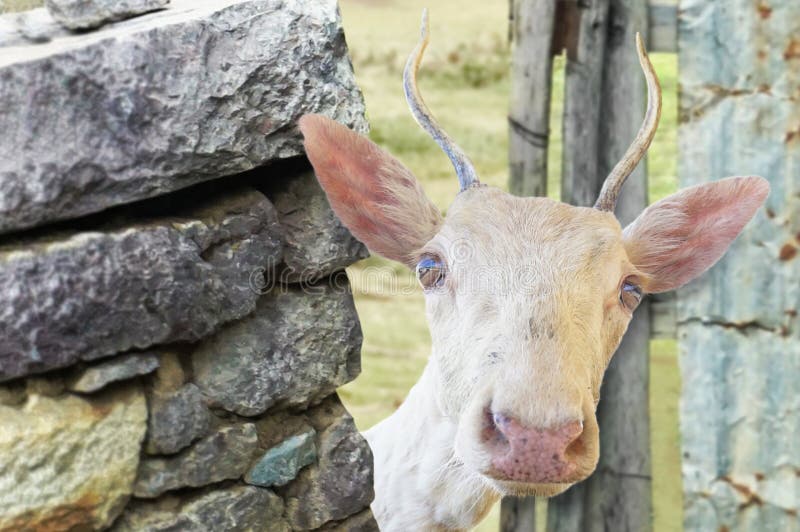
[192,282,362,417]
[0,385,147,531]
[45,0,168,30]
[134,423,258,498]
[0,0,367,234]
[0,188,281,382]
[113,485,288,532]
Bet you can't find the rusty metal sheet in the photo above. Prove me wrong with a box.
[678,0,800,530]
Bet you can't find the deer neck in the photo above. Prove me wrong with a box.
[363,359,500,531]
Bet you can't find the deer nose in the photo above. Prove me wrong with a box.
[483,411,585,483]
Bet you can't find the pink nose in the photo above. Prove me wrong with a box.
[484,412,584,483]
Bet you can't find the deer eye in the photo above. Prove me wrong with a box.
[620,279,643,311]
[416,255,446,290]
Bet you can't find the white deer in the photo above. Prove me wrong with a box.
[299,11,768,532]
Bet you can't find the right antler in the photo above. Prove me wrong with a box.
[403,9,480,192]
[594,33,662,212]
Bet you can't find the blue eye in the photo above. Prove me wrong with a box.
[620,279,643,310]
[416,255,446,290]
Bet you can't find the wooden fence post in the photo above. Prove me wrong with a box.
[502,0,557,526]
[507,0,557,198]
[547,1,653,531]
[677,0,800,529]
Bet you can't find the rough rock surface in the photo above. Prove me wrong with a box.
[0,385,147,531]
[134,424,258,498]
[0,0,367,234]
[279,396,375,529]
[0,188,281,382]
[114,485,288,532]
[262,168,369,282]
[193,283,362,416]
[68,351,160,393]
[320,509,380,532]
[45,0,168,30]
[245,429,317,488]
[145,383,211,455]
[0,8,68,47]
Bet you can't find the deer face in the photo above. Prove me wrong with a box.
[298,12,768,498]
[422,190,628,496]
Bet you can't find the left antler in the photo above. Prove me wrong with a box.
[403,9,480,192]
[594,33,662,211]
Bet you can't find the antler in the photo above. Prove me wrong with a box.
[594,33,662,211]
[403,9,480,191]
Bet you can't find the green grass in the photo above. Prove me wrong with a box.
[338,1,682,531]
[2,0,44,12]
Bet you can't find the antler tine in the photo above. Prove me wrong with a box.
[594,33,662,211]
[403,9,480,192]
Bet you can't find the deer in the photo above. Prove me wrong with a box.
[298,10,769,532]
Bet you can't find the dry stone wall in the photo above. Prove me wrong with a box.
[0,1,377,530]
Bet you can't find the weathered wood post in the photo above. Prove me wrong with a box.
[502,0,557,526]
[547,0,653,530]
[507,0,557,198]
[677,0,800,529]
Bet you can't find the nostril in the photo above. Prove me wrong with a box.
[564,420,586,459]
[492,412,510,431]
[482,409,508,444]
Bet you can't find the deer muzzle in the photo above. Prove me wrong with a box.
[482,411,586,484]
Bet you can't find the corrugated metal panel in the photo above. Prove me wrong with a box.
[678,0,800,530]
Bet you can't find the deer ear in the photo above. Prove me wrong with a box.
[299,114,443,267]
[622,176,769,293]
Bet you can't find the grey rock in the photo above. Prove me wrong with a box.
[192,282,363,417]
[0,9,65,47]
[68,351,160,393]
[263,168,369,282]
[134,424,258,498]
[0,0,367,234]
[45,0,168,30]
[0,385,147,531]
[280,395,375,529]
[14,8,62,42]
[113,485,288,532]
[0,188,281,382]
[245,428,317,487]
[145,383,211,455]
[320,509,380,532]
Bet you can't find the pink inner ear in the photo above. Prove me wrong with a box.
[299,114,443,266]
[623,176,769,293]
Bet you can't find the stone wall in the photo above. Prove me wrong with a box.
[0,1,377,530]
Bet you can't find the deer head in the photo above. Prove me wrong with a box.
[298,12,768,497]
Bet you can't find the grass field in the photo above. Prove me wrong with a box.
[337,1,682,531]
